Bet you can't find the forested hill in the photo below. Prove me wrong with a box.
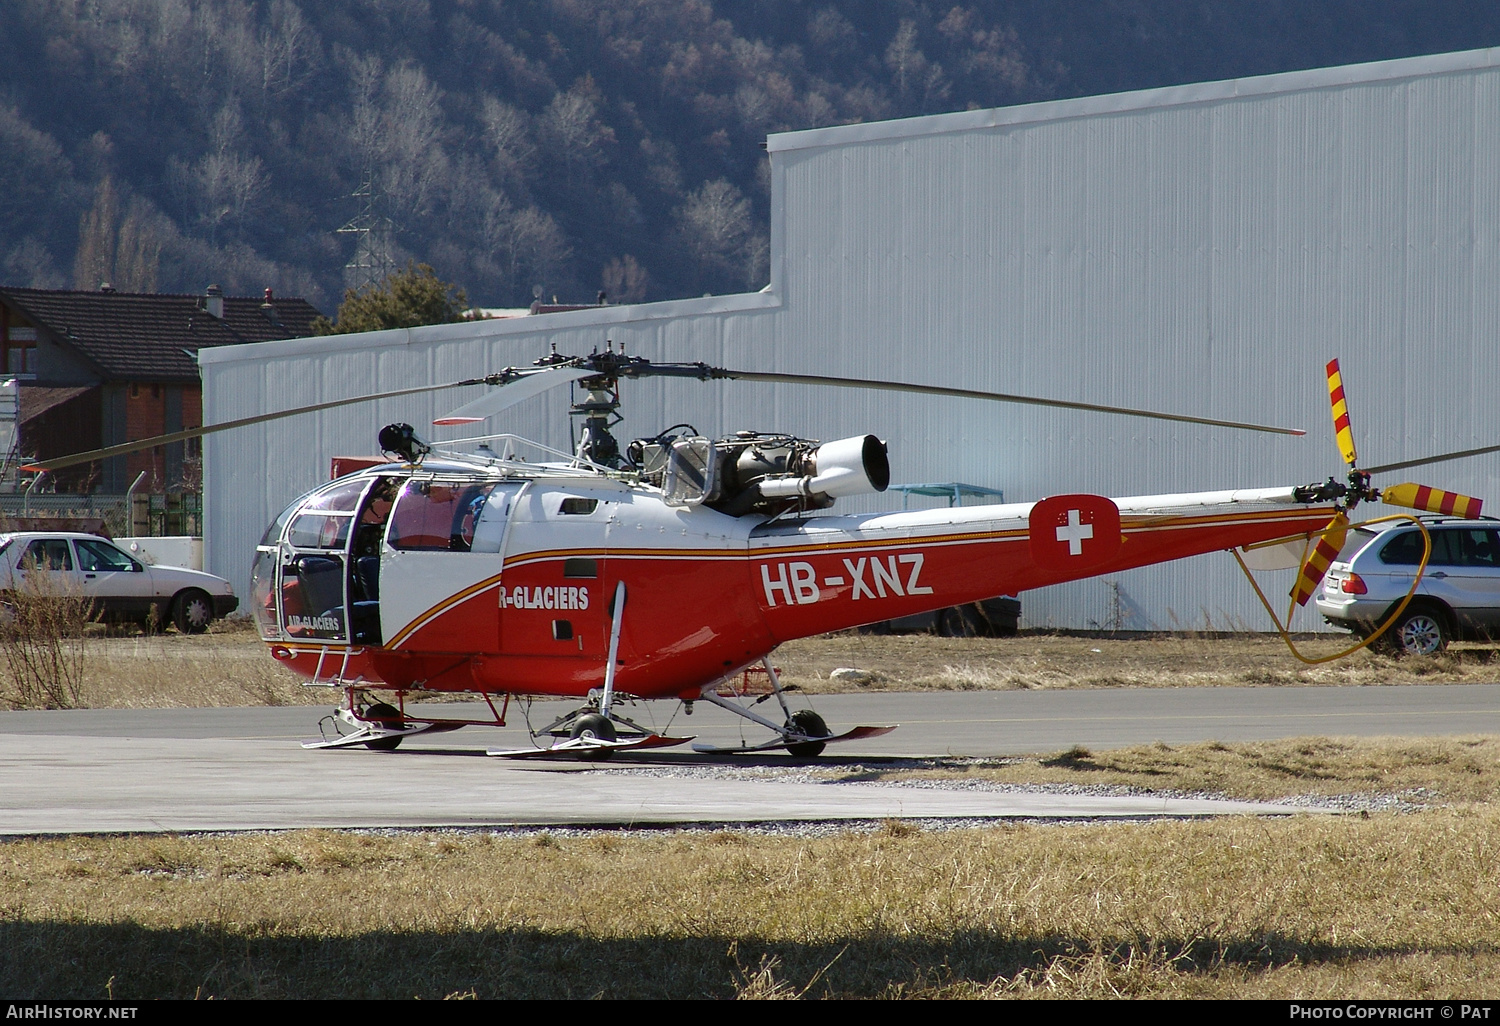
[3,1,1498,312]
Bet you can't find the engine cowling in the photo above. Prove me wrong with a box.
[759,434,890,499]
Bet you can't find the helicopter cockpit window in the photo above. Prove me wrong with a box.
[303,478,369,513]
[387,480,497,552]
[287,513,352,550]
[662,438,718,507]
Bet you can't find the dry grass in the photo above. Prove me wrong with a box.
[13,628,1500,999]
[3,809,1499,998]
[35,627,1500,710]
[825,735,1500,804]
[776,631,1500,693]
[0,569,94,709]
[63,620,322,710]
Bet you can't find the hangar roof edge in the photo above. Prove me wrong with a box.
[196,289,781,366]
[766,46,1500,154]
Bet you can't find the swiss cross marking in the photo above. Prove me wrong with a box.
[1028,494,1123,572]
[1055,509,1094,555]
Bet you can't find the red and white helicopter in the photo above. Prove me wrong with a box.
[31,351,1487,758]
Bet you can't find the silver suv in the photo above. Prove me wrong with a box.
[1316,518,1500,655]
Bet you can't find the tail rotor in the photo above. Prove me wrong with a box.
[1289,358,1483,606]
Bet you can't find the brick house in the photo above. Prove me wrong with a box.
[0,284,322,493]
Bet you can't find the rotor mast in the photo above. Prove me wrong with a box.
[564,342,628,467]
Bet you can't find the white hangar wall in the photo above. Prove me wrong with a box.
[202,47,1500,631]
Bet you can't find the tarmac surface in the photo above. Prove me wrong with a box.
[4,684,1498,834]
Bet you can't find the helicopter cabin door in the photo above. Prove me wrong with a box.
[274,476,372,643]
[497,483,616,664]
[377,477,521,652]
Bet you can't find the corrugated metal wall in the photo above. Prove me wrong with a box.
[203,49,1500,631]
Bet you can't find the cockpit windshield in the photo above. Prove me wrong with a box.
[387,480,496,552]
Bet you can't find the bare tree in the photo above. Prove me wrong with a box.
[885,19,926,100]
[258,0,318,102]
[114,198,162,293]
[675,178,751,281]
[808,6,858,55]
[3,238,64,290]
[344,59,449,225]
[601,254,648,304]
[481,191,572,300]
[194,101,268,244]
[480,95,536,192]
[74,177,119,289]
[538,79,616,183]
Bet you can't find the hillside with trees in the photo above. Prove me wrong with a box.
[2,1,1497,312]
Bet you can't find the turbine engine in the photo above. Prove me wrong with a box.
[628,430,890,517]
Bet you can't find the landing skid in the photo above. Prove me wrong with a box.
[697,657,899,756]
[302,719,464,750]
[487,734,693,759]
[692,724,896,755]
[303,690,510,752]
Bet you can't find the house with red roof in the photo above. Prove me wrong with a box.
[0,284,322,493]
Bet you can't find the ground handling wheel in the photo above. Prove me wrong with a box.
[362,702,405,751]
[569,712,617,760]
[785,709,831,758]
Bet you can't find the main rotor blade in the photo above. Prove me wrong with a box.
[1365,443,1500,476]
[433,366,592,425]
[701,368,1307,436]
[24,376,503,473]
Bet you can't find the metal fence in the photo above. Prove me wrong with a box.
[0,492,201,537]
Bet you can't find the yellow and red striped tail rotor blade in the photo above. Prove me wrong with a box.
[1380,482,1484,519]
[1325,358,1358,467]
[1290,512,1350,607]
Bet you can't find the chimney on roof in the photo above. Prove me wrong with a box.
[204,284,224,319]
[260,287,283,328]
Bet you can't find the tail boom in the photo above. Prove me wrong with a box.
[749,487,1341,640]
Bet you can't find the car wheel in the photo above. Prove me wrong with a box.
[936,607,978,637]
[172,589,214,634]
[1389,607,1449,656]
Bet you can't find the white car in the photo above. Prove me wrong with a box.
[0,531,238,633]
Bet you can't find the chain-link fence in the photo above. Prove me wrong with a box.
[0,492,201,537]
